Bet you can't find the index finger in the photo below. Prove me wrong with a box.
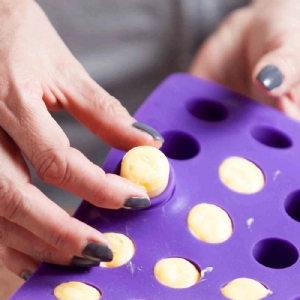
[56,70,164,150]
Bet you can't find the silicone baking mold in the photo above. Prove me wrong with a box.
[10,73,300,299]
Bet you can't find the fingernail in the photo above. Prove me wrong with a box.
[70,256,101,267]
[82,243,113,262]
[132,122,164,141]
[124,197,151,209]
[21,271,32,281]
[256,65,283,90]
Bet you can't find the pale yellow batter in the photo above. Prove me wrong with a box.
[221,278,271,300]
[120,146,170,198]
[187,203,232,243]
[54,282,101,300]
[219,156,264,194]
[100,232,135,268]
[154,257,200,289]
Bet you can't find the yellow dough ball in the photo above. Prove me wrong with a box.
[100,233,135,268]
[187,203,232,243]
[221,278,271,300]
[54,282,101,300]
[121,146,170,198]
[219,157,264,194]
[154,258,200,289]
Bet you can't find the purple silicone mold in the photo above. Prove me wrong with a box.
[11,73,300,299]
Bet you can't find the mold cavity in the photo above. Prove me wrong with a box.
[285,190,300,222]
[253,238,298,269]
[153,257,201,289]
[186,99,228,122]
[251,126,292,149]
[160,131,199,160]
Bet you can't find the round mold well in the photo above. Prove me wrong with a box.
[285,190,300,222]
[160,130,200,160]
[252,237,299,269]
[251,125,292,149]
[186,99,228,122]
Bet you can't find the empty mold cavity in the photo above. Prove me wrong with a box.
[285,190,300,222]
[160,131,200,160]
[251,126,292,149]
[253,238,298,269]
[186,99,228,121]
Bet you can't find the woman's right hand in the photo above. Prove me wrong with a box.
[0,0,163,280]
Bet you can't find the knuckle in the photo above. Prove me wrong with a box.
[34,246,54,263]
[96,94,127,119]
[0,245,7,267]
[35,150,69,186]
[0,178,24,222]
[48,217,73,250]
[0,218,8,245]
[92,173,113,208]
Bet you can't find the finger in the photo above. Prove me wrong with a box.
[278,95,300,122]
[0,245,39,280]
[0,127,30,183]
[253,43,300,97]
[0,216,70,265]
[0,176,114,263]
[56,70,163,150]
[0,85,149,209]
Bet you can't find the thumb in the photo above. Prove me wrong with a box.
[253,45,300,97]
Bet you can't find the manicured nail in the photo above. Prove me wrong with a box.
[21,271,32,281]
[82,243,113,262]
[132,122,164,141]
[70,256,101,267]
[124,197,151,209]
[256,65,283,90]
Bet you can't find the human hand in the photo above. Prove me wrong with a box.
[0,0,163,279]
[190,0,300,120]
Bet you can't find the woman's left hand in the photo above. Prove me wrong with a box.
[190,0,300,120]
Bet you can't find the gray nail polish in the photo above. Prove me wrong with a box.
[132,122,164,141]
[82,243,113,262]
[21,271,32,281]
[124,197,151,210]
[71,256,101,267]
[256,65,283,90]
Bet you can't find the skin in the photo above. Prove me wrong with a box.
[1,0,299,279]
[190,0,300,121]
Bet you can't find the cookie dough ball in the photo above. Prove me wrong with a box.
[219,157,264,194]
[154,258,200,289]
[187,203,232,243]
[221,278,271,300]
[54,282,101,300]
[100,233,135,268]
[121,146,170,198]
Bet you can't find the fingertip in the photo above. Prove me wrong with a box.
[132,122,164,142]
[256,65,283,91]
